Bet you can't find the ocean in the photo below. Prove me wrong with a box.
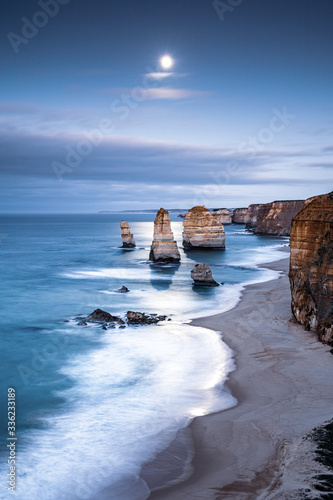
[0,214,288,500]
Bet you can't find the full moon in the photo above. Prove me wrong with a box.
[160,55,174,70]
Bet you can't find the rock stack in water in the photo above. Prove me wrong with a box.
[149,208,181,262]
[210,208,232,225]
[245,204,264,230]
[289,192,333,344]
[232,208,249,224]
[191,263,219,286]
[120,221,136,248]
[183,206,225,249]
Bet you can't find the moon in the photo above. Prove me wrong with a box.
[160,55,174,70]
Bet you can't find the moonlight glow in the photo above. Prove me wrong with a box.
[160,55,174,70]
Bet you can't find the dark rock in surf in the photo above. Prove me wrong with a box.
[191,263,219,287]
[126,311,167,325]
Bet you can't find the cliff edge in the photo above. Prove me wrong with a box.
[289,192,333,344]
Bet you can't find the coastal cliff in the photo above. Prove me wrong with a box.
[289,192,333,344]
[182,206,225,249]
[245,204,264,230]
[211,208,232,225]
[232,208,249,224]
[253,200,305,236]
[120,220,136,248]
[149,208,181,262]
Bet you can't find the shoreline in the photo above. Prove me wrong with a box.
[148,255,333,499]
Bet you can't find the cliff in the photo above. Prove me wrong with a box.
[289,192,333,344]
[232,208,249,224]
[245,204,264,230]
[211,208,232,225]
[120,220,136,248]
[149,208,181,262]
[253,200,305,236]
[182,206,225,249]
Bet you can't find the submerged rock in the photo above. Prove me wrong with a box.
[126,311,168,324]
[289,192,333,344]
[149,208,181,262]
[120,220,136,248]
[183,206,225,249]
[117,286,130,293]
[191,263,219,287]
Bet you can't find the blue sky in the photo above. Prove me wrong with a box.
[1,0,333,212]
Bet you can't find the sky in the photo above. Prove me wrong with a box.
[1,0,333,213]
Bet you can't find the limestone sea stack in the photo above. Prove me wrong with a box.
[232,208,249,224]
[289,192,333,344]
[149,208,181,262]
[120,220,136,248]
[210,208,232,225]
[183,206,225,249]
[191,263,219,286]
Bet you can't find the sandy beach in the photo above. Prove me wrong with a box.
[149,254,333,499]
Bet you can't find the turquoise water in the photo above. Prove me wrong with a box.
[0,214,287,499]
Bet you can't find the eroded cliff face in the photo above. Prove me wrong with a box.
[149,208,181,262]
[120,221,136,248]
[253,200,305,236]
[289,192,333,344]
[245,204,264,230]
[211,208,232,225]
[232,208,249,224]
[183,206,225,249]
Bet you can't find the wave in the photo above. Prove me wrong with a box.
[2,324,236,500]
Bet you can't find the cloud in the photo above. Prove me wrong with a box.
[146,87,212,100]
[0,127,328,187]
[145,72,174,80]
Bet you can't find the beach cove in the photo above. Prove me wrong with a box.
[150,254,333,499]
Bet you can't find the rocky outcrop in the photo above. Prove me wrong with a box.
[183,206,225,249]
[289,192,333,344]
[191,263,219,287]
[120,220,136,248]
[149,208,181,262]
[232,208,249,224]
[81,309,126,328]
[87,308,124,323]
[78,308,168,328]
[245,204,264,230]
[253,200,305,236]
[211,208,232,225]
[126,311,168,324]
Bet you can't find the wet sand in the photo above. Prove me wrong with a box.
[149,256,333,499]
